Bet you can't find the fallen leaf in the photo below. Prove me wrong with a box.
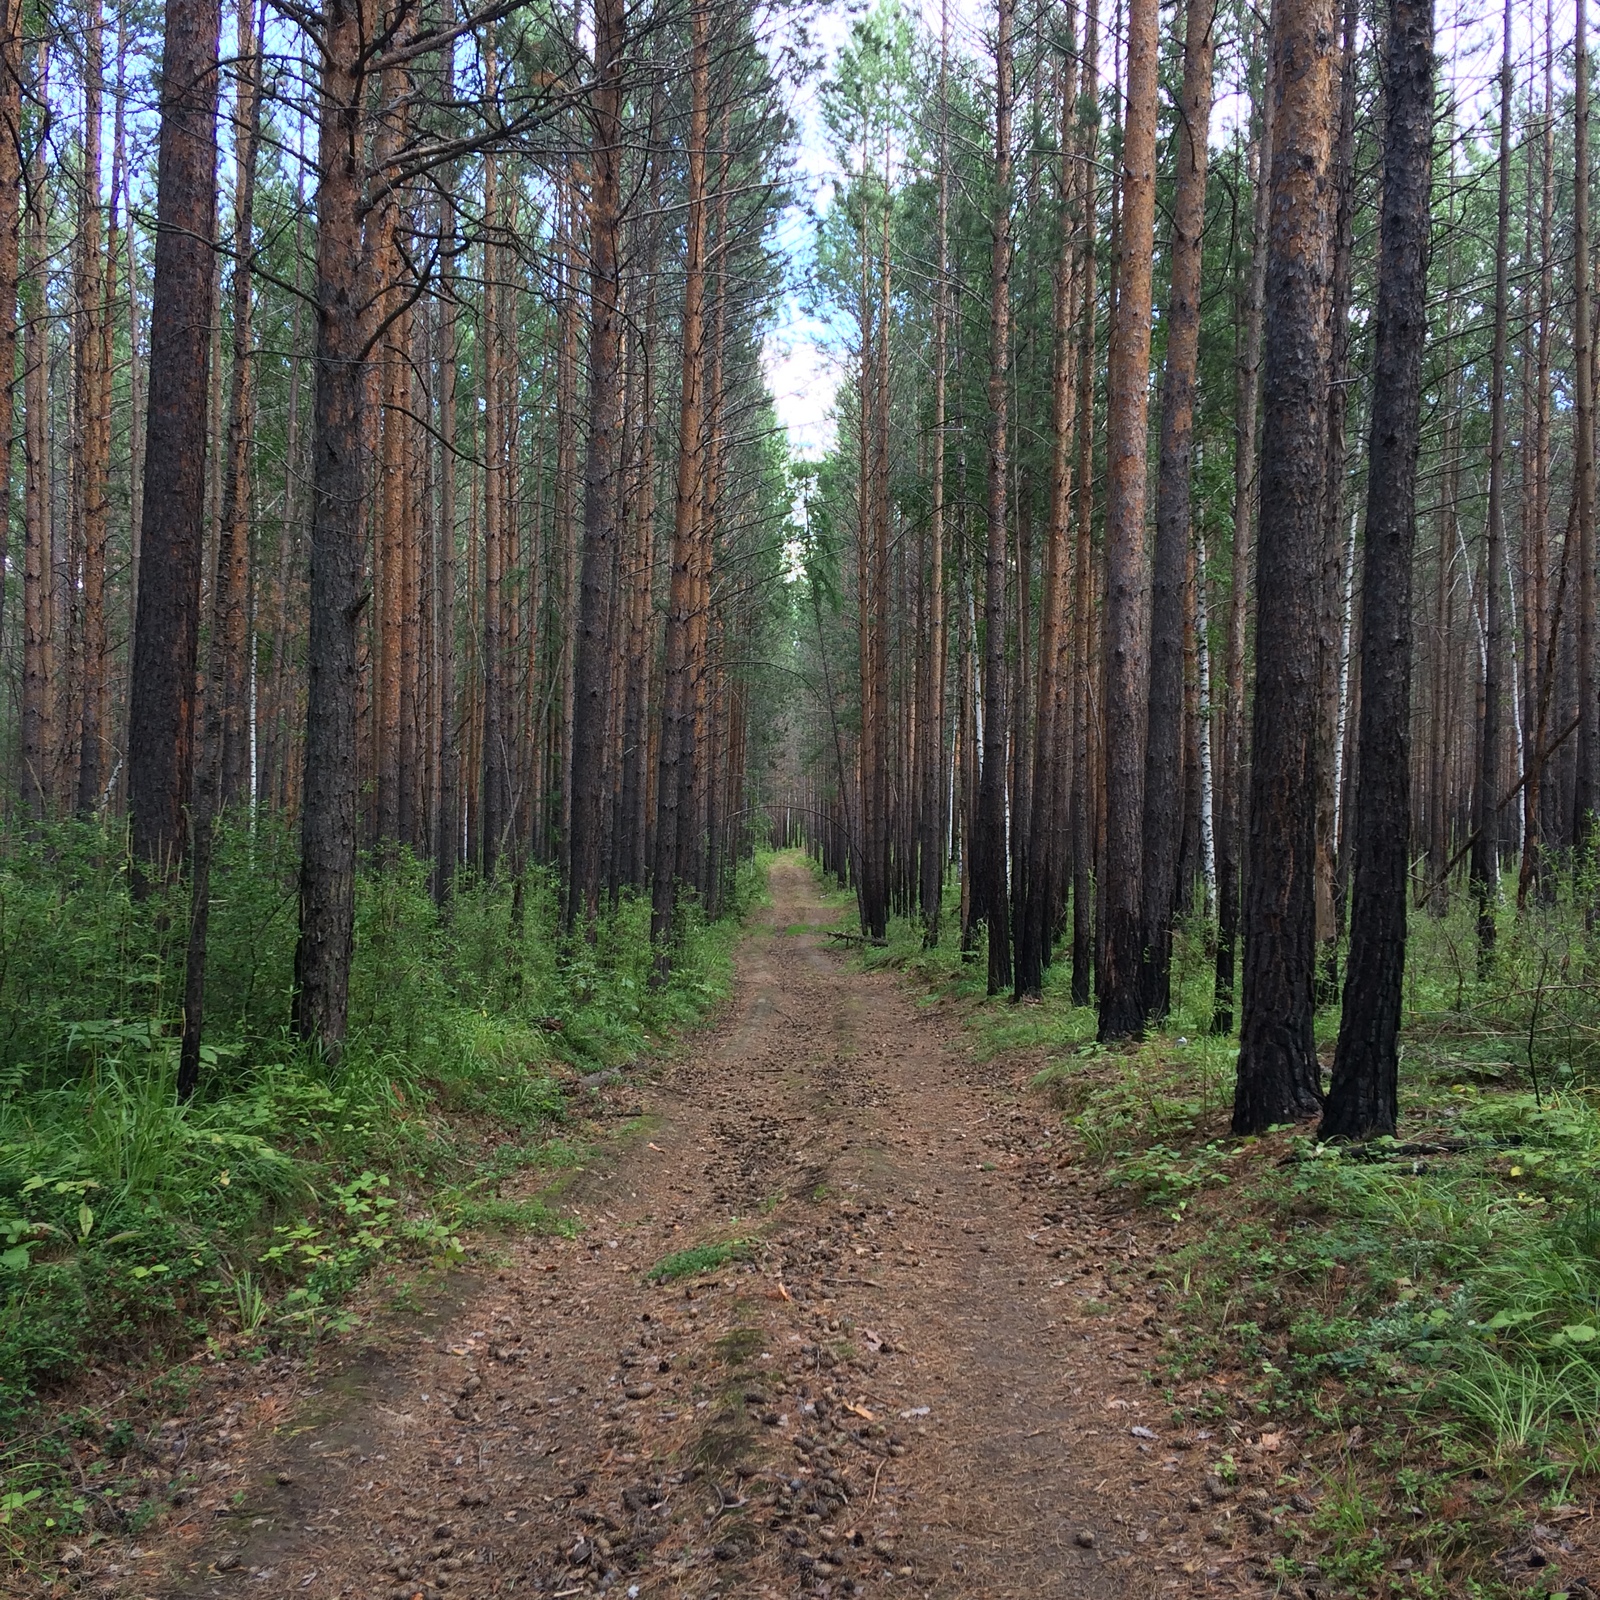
[1130,1426,1157,1440]
[1259,1432,1282,1452]
[842,1401,876,1421]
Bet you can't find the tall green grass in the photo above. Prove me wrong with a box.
[0,818,762,1423]
[826,852,1600,1493]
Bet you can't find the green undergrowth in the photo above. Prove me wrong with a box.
[820,853,1600,1595]
[647,1237,752,1282]
[0,819,765,1558]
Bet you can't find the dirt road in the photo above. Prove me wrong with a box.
[125,857,1272,1599]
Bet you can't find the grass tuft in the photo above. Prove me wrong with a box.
[647,1239,749,1282]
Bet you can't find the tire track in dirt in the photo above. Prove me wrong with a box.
[106,858,1273,1600]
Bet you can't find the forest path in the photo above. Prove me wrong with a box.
[134,857,1262,1600]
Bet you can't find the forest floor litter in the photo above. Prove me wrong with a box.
[23,858,1565,1599]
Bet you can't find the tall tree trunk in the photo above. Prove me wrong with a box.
[1233,0,1339,1132]
[919,4,950,948]
[649,0,708,965]
[105,19,129,811]
[1522,3,1557,908]
[978,0,1014,995]
[1069,0,1099,1008]
[1321,0,1433,1139]
[1195,531,1218,910]
[480,96,507,877]
[854,163,880,937]
[568,0,627,929]
[619,97,661,894]
[1575,0,1597,852]
[1313,0,1359,997]
[0,0,22,675]
[293,0,368,1054]
[1214,27,1273,1034]
[432,259,460,900]
[679,122,728,903]
[863,163,892,941]
[556,175,579,864]
[1097,0,1159,1038]
[74,0,108,815]
[1138,0,1215,1022]
[399,284,424,852]
[1016,45,1081,999]
[176,0,269,1095]
[181,0,262,1100]
[214,0,263,813]
[128,0,221,878]
[21,42,50,821]
[1469,0,1514,966]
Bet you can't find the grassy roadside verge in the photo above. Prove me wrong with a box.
[0,822,768,1565]
[819,858,1600,1598]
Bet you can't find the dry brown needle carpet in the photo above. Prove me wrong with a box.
[100,857,1281,1600]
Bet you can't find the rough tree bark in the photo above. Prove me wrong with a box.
[567,0,627,930]
[1097,0,1159,1039]
[1469,0,1513,967]
[21,40,50,821]
[649,0,709,967]
[432,252,460,901]
[74,0,108,817]
[1139,0,1216,1022]
[1068,0,1099,1008]
[1234,0,1338,1132]
[293,0,370,1054]
[977,0,1015,995]
[1313,0,1359,997]
[1321,0,1434,1139]
[1214,25,1273,1035]
[1575,0,1597,852]
[1521,6,1556,908]
[0,0,19,675]
[128,0,221,878]
[919,6,951,949]
[214,0,263,812]
[1016,42,1081,1001]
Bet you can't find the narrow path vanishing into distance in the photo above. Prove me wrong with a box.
[117,857,1285,1600]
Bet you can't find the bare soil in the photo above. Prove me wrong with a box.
[84,858,1287,1600]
